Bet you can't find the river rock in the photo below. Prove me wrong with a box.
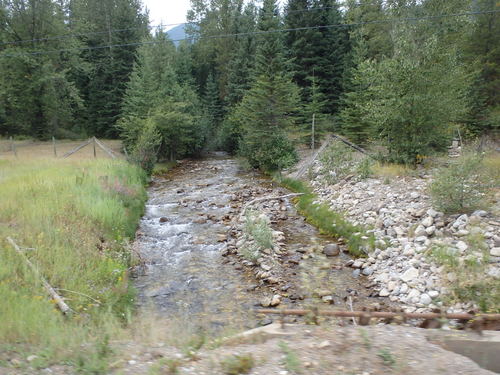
[428,290,439,298]
[352,259,364,268]
[159,217,168,223]
[420,293,432,305]
[456,241,468,253]
[362,267,374,276]
[270,294,282,306]
[401,267,419,282]
[490,247,500,257]
[323,243,340,257]
[379,288,390,297]
[315,289,333,297]
[422,216,434,227]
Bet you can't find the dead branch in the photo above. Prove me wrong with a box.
[6,237,72,315]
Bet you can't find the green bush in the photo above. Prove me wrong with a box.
[131,119,161,175]
[429,153,491,214]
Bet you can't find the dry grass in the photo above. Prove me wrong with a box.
[0,138,124,160]
[372,162,414,178]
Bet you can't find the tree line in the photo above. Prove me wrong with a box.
[0,0,498,169]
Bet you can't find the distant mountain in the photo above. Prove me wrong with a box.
[166,24,187,46]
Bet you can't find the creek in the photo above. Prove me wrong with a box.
[133,155,377,331]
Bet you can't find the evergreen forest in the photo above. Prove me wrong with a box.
[1,0,499,170]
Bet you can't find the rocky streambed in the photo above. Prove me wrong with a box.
[132,156,387,331]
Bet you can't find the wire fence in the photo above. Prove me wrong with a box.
[0,137,124,160]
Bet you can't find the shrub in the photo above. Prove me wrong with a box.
[429,153,491,214]
[240,210,274,262]
[244,211,274,250]
[220,354,255,375]
[131,119,161,175]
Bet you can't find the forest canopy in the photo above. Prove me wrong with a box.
[0,0,498,169]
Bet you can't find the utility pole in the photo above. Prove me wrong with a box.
[311,113,315,152]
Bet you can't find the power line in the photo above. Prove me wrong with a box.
[0,3,349,47]
[1,9,498,58]
[0,0,466,47]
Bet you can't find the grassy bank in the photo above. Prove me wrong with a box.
[0,159,146,371]
[277,177,373,257]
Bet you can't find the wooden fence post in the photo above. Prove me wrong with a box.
[52,136,57,157]
[10,136,17,158]
[93,137,96,158]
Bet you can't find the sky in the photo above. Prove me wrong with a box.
[142,0,191,30]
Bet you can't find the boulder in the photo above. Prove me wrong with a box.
[323,243,340,257]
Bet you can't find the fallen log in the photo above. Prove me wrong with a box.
[239,193,304,221]
[7,237,72,315]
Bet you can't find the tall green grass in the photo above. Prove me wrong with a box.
[0,159,146,369]
[277,177,373,257]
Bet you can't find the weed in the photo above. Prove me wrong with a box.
[373,162,413,178]
[279,341,302,374]
[220,353,255,375]
[356,158,374,180]
[153,161,177,176]
[427,245,459,268]
[427,243,499,312]
[429,152,493,214]
[148,358,182,375]
[239,210,274,262]
[358,328,371,349]
[244,210,274,250]
[377,348,396,367]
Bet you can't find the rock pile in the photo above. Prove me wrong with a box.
[312,173,500,313]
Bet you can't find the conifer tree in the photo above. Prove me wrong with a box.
[285,0,349,113]
[338,33,374,145]
[236,0,301,172]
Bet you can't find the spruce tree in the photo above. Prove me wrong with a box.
[338,33,374,145]
[237,0,301,172]
[117,33,207,160]
[284,0,349,113]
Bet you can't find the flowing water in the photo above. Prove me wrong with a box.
[133,155,377,330]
